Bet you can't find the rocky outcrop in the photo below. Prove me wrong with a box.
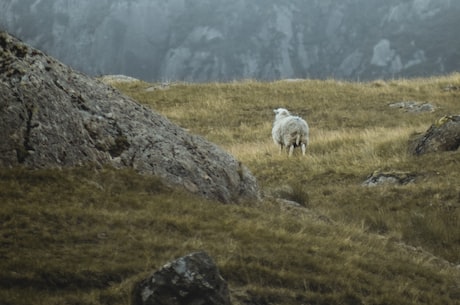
[412,115,460,155]
[0,31,259,203]
[132,251,232,305]
[1,0,459,82]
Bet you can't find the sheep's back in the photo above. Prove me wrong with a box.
[272,116,309,145]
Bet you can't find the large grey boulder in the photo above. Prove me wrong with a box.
[412,115,460,155]
[0,31,259,203]
[132,251,232,305]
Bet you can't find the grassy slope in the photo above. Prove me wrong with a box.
[1,74,460,305]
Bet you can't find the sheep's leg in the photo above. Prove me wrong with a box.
[301,143,306,156]
[279,144,284,154]
[288,145,294,156]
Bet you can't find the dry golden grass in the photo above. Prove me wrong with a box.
[1,74,460,305]
[115,73,460,263]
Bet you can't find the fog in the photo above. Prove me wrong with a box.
[1,0,459,81]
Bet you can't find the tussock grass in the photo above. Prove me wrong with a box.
[2,74,460,305]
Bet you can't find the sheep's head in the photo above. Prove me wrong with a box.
[273,108,290,120]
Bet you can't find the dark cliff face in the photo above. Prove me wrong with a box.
[1,0,459,82]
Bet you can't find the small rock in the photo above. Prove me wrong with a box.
[442,85,460,91]
[99,74,140,84]
[363,171,416,187]
[145,82,172,92]
[132,251,232,305]
[389,101,435,113]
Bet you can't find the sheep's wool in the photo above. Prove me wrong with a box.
[272,108,309,156]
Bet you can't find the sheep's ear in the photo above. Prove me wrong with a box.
[273,109,278,114]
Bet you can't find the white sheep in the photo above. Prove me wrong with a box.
[272,108,309,156]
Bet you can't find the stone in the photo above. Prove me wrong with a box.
[0,30,260,203]
[389,101,435,113]
[412,115,460,155]
[443,85,460,92]
[363,171,416,187]
[132,251,232,305]
[98,74,140,84]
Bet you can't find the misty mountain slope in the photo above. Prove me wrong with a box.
[1,0,459,81]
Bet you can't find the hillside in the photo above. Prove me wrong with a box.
[1,75,460,304]
[1,0,460,81]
